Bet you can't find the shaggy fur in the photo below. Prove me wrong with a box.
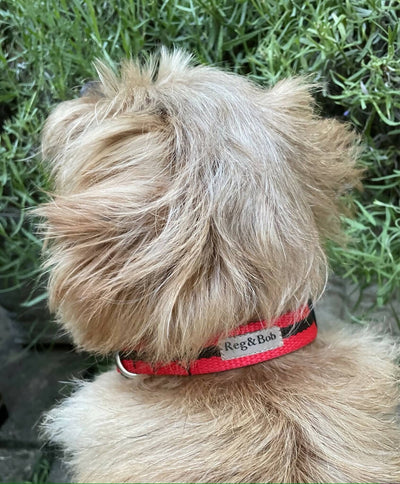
[39,49,400,482]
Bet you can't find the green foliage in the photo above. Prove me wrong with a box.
[26,453,51,484]
[1,0,399,310]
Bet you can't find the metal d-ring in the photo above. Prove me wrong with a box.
[115,352,137,379]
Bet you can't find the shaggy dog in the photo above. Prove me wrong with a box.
[39,50,400,483]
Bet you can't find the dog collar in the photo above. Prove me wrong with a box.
[116,302,317,377]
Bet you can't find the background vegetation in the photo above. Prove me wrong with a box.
[1,0,399,316]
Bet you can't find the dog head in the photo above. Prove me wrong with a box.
[39,49,361,362]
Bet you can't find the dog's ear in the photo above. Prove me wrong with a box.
[38,54,361,362]
[260,78,362,243]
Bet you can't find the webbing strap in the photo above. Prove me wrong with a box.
[117,303,317,377]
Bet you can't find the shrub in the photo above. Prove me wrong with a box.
[1,0,399,312]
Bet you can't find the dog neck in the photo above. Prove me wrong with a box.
[116,302,317,377]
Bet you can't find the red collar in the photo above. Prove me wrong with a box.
[116,302,317,377]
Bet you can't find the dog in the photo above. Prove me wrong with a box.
[38,49,400,483]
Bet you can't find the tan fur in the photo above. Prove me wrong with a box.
[43,326,400,483]
[38,49,400,482]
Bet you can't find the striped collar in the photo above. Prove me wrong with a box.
[116,302,317,377]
